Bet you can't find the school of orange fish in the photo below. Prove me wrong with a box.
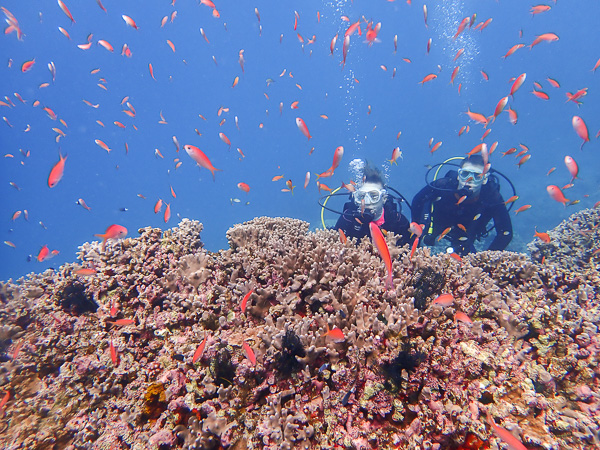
[1,1,599,278]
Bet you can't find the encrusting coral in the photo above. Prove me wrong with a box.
[0,211,599,449]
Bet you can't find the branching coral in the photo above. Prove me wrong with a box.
[0,213,598,449]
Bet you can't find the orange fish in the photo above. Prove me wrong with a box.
[184,144,221,180]
[546,185,569,206]
[514,205,532,215]
[449,253,462,263]
[493,96,508,121]
[517,154,531,168]
[164,203,171,223]
[530,32,559,48]
[339,229,347,244]
[437,227,452,241]
[454,311,472,323]
[192,333,207,363]
[108,319,135,326]
[243,342,256,365]
[98,39,114,52]
[466,108,488,127]
[369,222,393,289]
[450,66,459,85]
[323,324,345,341]
[95,139,111,152]
[409,237,419,261]
[456,195,467,205]
[420,73,437,84]
[532,90,549,100]
[510,73,527,97]
[430,141,442,154]
[75,198,91,211]
[37,245,50,262]
[502,43,525,59]
[237,182,250,193]
[507,107,518,125]
[74,268,96,276]
[48,152,67,188]
[219,132,231,147]
[286,179,295,194]
[453,17,469,39]
[564,156,578,181]
[241,290,254,313]
[272,175,284,181]
[295,117,311,140]
[149,63,156,80]
[95,224,127,251]
[21,59,35,72]
[487,412,528,450]
[433,293,454,307]
[122,14,138,29]
[504,195,519,205]
[0,390,10,417]
[109,340,119,366]
[57,0,75,23]
[154,199,163,214]
[534,227,551,243]
[572,116,590,149]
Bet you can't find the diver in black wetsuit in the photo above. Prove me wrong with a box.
[411,155,512,255]
[334,163,411,247]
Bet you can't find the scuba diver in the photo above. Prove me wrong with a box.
[411,155,513,255]
[331,162,411,246]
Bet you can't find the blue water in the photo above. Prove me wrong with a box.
[1,0,599,280]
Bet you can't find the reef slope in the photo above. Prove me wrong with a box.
[0,210,599,449]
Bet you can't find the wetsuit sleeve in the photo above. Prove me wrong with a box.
[487,198,513,251]
[411,185,436,227]
[333,201,356,234]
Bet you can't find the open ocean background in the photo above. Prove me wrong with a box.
[1,0,599,281]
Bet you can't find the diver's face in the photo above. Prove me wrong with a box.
[457,162,487,195]
[353,182,386,216]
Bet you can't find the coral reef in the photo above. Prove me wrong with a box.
[0,213,599,449]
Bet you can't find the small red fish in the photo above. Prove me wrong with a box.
[409,237,419,261]
[192,333,207,363]
[534,228,551,243]
[454,311,472,323]
[107,319,135,326]
[237,182,250,193]
[37,245,50,262]
[323,324,345,341]
[243,342,257,365]
[432,293,454,307]
[339,228,347,244]
[510,73,526,97]
[184,144,222,181]
[369,222,393,289]
[94,224,127,251]
[546,185,569,206]
[572,116,590,149]
[241,289,254,313]
[48,152,67,188]
[109,340,119,366]
[564,156,578,181]
[295,117,312,140]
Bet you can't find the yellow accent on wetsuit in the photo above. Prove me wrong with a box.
[427,157,466,235]
[320,187,343,229]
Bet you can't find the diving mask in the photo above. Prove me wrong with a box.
[353,188,386,205]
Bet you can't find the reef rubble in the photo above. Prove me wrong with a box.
[0,210,599,449]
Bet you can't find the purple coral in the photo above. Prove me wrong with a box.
[0,212,599,449]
